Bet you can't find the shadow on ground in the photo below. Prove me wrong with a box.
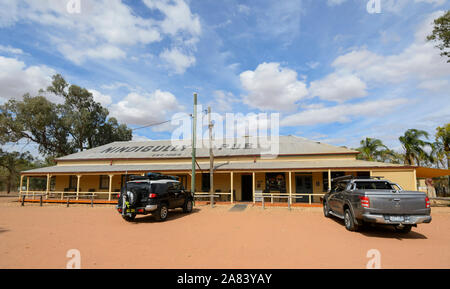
[0,228,9,234]
[129,208,200,224]
[328,217,427,240]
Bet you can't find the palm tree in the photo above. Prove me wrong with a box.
[399,129,433,166]
[430,141,445,168]
[356,138,388,161]
[379,149,403,164]
[435,124,450,190]
[435,124,450,169]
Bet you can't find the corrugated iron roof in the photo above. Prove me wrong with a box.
[55,135,359,161]
[23,159,409,175]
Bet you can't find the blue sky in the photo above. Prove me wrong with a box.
[0,0,449,157]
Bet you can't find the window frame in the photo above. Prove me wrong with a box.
[99,175,110,190]
[68,175,77,191]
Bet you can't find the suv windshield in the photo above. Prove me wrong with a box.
[354,181,393,190]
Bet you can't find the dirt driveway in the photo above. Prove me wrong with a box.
[0,198,449,269]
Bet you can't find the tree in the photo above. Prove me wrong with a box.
[0,149,34,193]
[427,10,450,62]
[378,149,403,164]
[0,95,72,157]
[399,129,433,166]
[0,74,132,158]
[435,123,450,169]
[356,138,389,161]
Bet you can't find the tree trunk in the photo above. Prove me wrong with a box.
[6,176,11,194]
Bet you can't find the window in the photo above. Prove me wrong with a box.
[334,182,348,192]
[354,181,393,190]
[357,171,370,178]
[265,173,286,192]
[322,172,345,192]
[99,175,109,190]
[69,176,77,190]
[202,173,210,192]
[50,176,56,191]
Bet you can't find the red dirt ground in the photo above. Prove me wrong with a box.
[0,197,449,269]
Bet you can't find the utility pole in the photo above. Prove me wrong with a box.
[191,94,197,201]
[208,106,214,208]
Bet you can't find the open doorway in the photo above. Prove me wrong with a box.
[241,175,253,201]
[295,174,312,203]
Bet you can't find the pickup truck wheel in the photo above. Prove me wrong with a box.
[395,225,412,233]
[183,199,193,213]
[122,214,136,222]
[344,209,359,232]
[154,204,168,222]
[323,201,331,218]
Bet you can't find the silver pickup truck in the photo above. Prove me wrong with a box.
[322,176,431,233]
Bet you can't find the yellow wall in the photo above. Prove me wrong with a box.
[417,178,427,193]
[53,174,122,192]
[47,168,416,202]
[372,169,416,191]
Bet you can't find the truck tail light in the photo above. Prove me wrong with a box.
[118,208,122,213]
[425,197,430,208]
[149,193,157,198]
[359,196,370,208]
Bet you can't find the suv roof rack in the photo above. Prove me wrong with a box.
[331,175,385,182]
[128,173,179,181]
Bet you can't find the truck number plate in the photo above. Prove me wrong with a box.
[390,216,404,222]
[126,209,135,213]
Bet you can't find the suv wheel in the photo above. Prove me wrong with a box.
[344,209,359,232]
[183,199,193,213]
[122,214,136,222]
[323,201,330,218]
[154,204,168,222]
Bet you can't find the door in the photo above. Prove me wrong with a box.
[173,182,186,207]
[295,175,313,203]
[329,182,346,215]
[241,175,253,202]
[166,182,180,208]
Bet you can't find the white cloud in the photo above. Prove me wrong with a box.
[0,45,25,55]
[254,0,303,45]
[0,56,54,101]
[143,0,201,43]
[3,0,201,65]
[417,79,450,92]
[0,0,19,27]
[330,11,450,92]
[306,61,320,69]
[209,90,240,112]
[326,0,446,10]
[415,0,446,5]
[57,44,126,65]
[384,0,447,12]
[132,134,152,142]
[240,62,308,111]
[237,4,251,14]
[89,89,113,107]
[309,73,367,102]
[327,0,348,6]
[110,90,182,126]
[281,98,408,127]
[160,48,196,74]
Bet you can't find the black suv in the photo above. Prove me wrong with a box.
[117,173,194,222]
